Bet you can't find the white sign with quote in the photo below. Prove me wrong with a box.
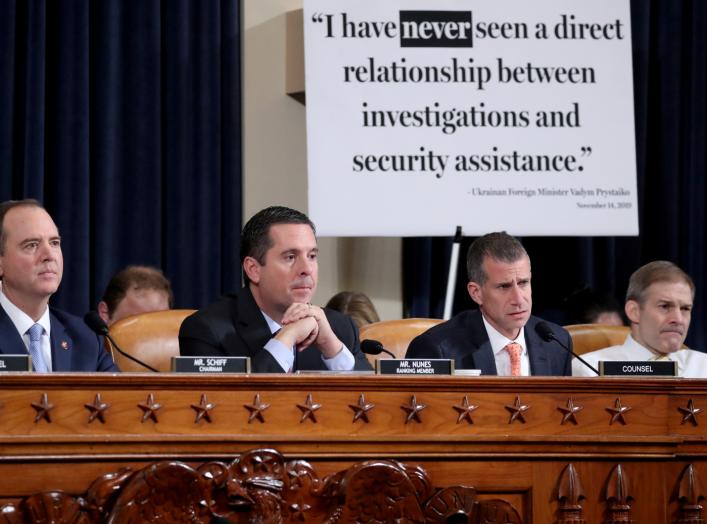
[304,0,638,236]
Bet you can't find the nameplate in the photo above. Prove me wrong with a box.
[599,360,677,377]
[376,359,454,375]
[171,356,250,373]
[0,355,31,372]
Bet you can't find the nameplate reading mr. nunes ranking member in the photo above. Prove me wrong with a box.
[376,359,454,375]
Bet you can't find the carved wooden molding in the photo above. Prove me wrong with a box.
[603,464,634,524]
[0,448,522,523]
[555,463,586,524]
[674,464,705,524]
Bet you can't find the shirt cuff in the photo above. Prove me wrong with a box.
[264,338,294,372]
[321,344,355,370]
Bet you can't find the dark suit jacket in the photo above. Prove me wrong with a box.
[179,287,373,373]
[406,309,571,376]
[0,304,118,372]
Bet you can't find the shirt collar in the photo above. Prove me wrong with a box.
[0,288,51,338]
[623,333,676,361]
[481,314,527,356]
[260,310,281,335]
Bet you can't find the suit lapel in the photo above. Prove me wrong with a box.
[49,310,74,372]
[235,288,276,357]
[525,320,550,375]
[465,311,498,375]
[0,305,28,355]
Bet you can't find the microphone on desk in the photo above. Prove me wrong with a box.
[361,339,397,359]
[535,321,599,376]
[84,311,159,372]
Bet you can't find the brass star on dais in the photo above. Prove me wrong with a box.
[558,397,583,425]
[505,395,530,424]
[297,394,322,423]
[678,398,703,426]
[191,394,216,423]
[349,394,375,423]
[31,393,54,423]
[453,396,478,424]
[84,393,110,424]
[401,395,426,424]
[244,394,270,423]
[138,393,162,423]
[606,397,631,425]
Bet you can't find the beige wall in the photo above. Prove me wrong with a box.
[243,0,403,320]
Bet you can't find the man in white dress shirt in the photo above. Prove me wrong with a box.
[573,261,707,377]
[0,199,117,371]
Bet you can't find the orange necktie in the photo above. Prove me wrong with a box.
[505,342,522,377]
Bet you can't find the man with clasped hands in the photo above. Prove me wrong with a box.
[179,206,371,373]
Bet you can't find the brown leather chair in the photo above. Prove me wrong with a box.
[359,318,444,364]
[107,309,196,372]
[565,324,630,356]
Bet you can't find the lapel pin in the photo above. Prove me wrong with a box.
[61,340,70,350]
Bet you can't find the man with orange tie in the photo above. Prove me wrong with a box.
[407,232,571,376]
[0,199,118,372]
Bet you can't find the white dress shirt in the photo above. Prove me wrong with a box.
[572,334,707,378]
[0,289,53,371]
[482,315,531,376]
[261,311,355,372]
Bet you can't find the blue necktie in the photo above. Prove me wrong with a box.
[27,323,48,372]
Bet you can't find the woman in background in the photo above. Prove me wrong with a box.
[326,291,380,329]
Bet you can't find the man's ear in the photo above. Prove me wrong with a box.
[467,281,483,306]
[97,301,110,324]
[243,256,261,284]
[625,300,640,324]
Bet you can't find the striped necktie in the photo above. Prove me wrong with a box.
[27,323,48,372]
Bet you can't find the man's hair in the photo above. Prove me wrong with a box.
[326,291,380,329]
[101,265,174,317]
[240,206,315,283]
[625,261,695,304]
[0,199,44,255]
[466,231,528,284]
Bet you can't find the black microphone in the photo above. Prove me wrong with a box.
[84,311,159,372]
[361,339,396,359]
[535,321,599,376]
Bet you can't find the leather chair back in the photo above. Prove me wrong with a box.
[108,309,196,372]
[359,318,444,364]
[565,324,630,356]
